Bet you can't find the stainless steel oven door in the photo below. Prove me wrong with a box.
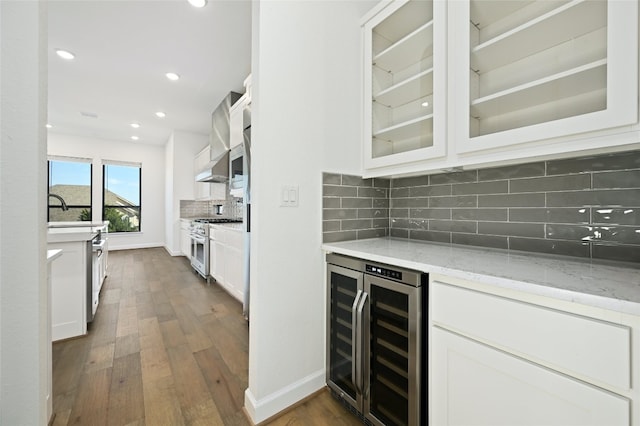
[190,233,209,278]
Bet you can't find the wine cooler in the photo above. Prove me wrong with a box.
[326,253,427,426]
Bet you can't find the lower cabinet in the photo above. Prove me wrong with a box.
[48,240,89,341]
[432,328,629,426]
[430,275,639,426]
[209,225,244,302]
[180,219,191,259]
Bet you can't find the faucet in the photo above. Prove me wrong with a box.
[48,193,69,211]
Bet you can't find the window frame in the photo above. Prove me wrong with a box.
[102,161,142,233]
[47,156,93,222]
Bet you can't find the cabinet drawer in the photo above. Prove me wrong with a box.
[226,230,243,249]
[431,281,631,390]
[211,227,226,243]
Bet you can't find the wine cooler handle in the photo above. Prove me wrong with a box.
[351,289,363,393]
[355,291,368,395]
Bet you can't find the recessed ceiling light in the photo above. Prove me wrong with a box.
[46,124,53,129]
[165,72,180,81]
[155,111,166,118]
[188,0,207,7]
[131,136,139,141]
[55,49,75,60]
[130,123,140,129]
[421,101,429,107]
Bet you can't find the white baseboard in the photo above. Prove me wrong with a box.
[107,242,164,251]
[244,369,325,424]
[163,245,183,256]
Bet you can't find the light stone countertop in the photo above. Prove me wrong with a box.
[322,237,640,316]
[47,226,100,243]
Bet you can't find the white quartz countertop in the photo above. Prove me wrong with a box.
[322,237,640,316]
[47,221,109,243]
[47,227,100,243]
[48,221,108,228]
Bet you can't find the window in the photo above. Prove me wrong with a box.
[103,161,141,233]
[47,157,92,222]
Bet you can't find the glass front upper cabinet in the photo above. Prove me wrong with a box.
[452,0,638,153]
[362,0,447,172]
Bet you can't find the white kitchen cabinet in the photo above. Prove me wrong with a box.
[451,0,638,154]
[209,225,244,302]
[194,146,226,201]
[361,0,640,178]
[225,229,244,301]
[432,327,629,426]
[180,219,191,259]
[361,0,447,172]
[48,240,89,341]
[210,225,226,287]
[229,94,248,150]
[429,275,640,426]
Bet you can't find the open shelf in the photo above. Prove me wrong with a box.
[471,0,534,29]
[471,59,606,118]
[471,0,606,72]
[374,21,433,73]
[374,68,433,108]
[374,114,433,142]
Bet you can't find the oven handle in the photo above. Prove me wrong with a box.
[190,234,207,244]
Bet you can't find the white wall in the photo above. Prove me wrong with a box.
[48,133,166,250]
[0,1,49,423]
[164,130,208,255]
[245,1,374,422]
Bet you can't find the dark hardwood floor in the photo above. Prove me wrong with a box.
[51,248,361,426]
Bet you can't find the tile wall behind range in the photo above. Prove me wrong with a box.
[323,149,640,263]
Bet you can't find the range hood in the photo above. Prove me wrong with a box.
[196,150,229,182]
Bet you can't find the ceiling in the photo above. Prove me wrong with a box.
[47,0,252,146]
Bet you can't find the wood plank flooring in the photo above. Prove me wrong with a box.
[52,248,362,426]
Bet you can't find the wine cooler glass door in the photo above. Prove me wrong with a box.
[327,264,364,411]
[364,275,422,426]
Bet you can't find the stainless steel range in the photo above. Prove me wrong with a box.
[190,218,241,278]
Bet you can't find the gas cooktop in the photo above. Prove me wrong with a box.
[192,218,242,224]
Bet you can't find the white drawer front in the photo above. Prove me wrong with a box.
[226,230,243,249]
[211,227,226,243]
[431,281,631,390]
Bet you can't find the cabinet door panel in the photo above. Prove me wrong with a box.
[432,281,631,390]
[453,0,638,153]
[362,0,446,173]
[432,327,630,426]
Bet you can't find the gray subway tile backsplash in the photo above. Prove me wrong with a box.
[592,208,640,225]
[322,149,640,263]
[509,208,590,224]
[479,193,546,207]
[509,174,591,193]
[477,162,546,181]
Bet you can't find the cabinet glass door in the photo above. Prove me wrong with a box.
[362,0,446,172]
[365,276,421,426]
[452,0,638,153]
[327,265,362,404]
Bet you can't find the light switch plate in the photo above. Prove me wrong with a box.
[281,185,299,207]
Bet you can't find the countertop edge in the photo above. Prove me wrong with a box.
[322,239,640,317]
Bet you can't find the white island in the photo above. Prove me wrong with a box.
[47,222,108,341]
